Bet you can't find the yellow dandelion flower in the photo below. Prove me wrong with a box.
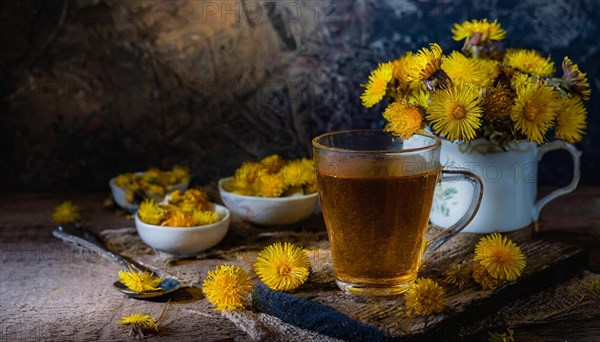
[442,51,489,86]
[118,267,163,292]
[304,180,319,194]
[255,173,287,198]
[52,201,81,224]
[117,313,158,337]
[281,160,315,187]
[137,200,165,225]
[360,62,393,108]
[193,210,220,226]
[234,162,263,184]
[114,173,135,188]
[254,242,310,291]
[427,84,483,141]
[503,49,555,77]
[398,43,444,82]
[404,278,446,317]
[170,165,190,183]
[169,190,184,203]
[510,72,536,90]
[185,188,209,203]
[161,209,196,227]
[382,101,423,140]
[407,87,430,109]
[229,178,256,196]
[391,52,415,83]
[452,18,506,43]
[472,262,504,290]
[562,57,591,101]
[124,191,137,204]
[202,265,253,311]
[145,184,166,196]
[478,59,501,83]
[444,263,472,289]
[142,168,161,184]
[483,85,514,121]
[511,81,559,144]
[170,188,209,212]
[261,155,286,174]
[474,233,526,281]
[555,96,587,143]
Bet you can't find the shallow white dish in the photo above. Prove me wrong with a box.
[109,173,190,211]
[134,204,230,255]
[218,177,319,225]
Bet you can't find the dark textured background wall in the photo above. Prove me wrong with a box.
[1,0,598,192]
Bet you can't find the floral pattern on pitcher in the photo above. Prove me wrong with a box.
[432,186,459,217]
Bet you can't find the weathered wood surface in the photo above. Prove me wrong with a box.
[251,233,587,341]
[0,187,599,341]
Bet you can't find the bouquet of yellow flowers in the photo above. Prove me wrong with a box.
[361,19,590,148]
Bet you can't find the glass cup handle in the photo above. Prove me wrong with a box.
[424,168,484,256]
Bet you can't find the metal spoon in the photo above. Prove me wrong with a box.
[53,223,181,298]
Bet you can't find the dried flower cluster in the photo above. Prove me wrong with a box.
[361,18,590,148]
[137,189,220,227]
[227,155,318,198]
[117,313,159,339]
[114,165,190,205]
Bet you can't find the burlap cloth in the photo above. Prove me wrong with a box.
[100,216,344,341]
[99,220,600,340]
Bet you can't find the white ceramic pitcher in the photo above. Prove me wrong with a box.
[429,138,581,233]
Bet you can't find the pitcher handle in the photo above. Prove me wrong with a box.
[533,141,582,221]
[425,169,483,255]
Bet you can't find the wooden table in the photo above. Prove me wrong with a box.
[0,187,599,341]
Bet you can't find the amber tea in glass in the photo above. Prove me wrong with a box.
[313,130,483,295]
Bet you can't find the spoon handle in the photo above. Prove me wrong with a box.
[52,224,141,271]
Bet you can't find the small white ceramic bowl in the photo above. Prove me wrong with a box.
[109,173,190,211]
[134,204,230,255]
[218,177,319,225]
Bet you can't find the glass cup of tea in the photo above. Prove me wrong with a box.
[313,129,483,296]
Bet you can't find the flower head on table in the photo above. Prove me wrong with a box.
[254,242,310,291]
[117,313,158,338]
[202,265,253,311]
[52,201,81,224]
[472,233,526,290]
[443,263,472,290]
[404,278,446,316]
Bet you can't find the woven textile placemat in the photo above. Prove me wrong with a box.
[100,220,598,340]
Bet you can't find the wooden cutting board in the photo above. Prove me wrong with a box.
[252,228,587,341]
